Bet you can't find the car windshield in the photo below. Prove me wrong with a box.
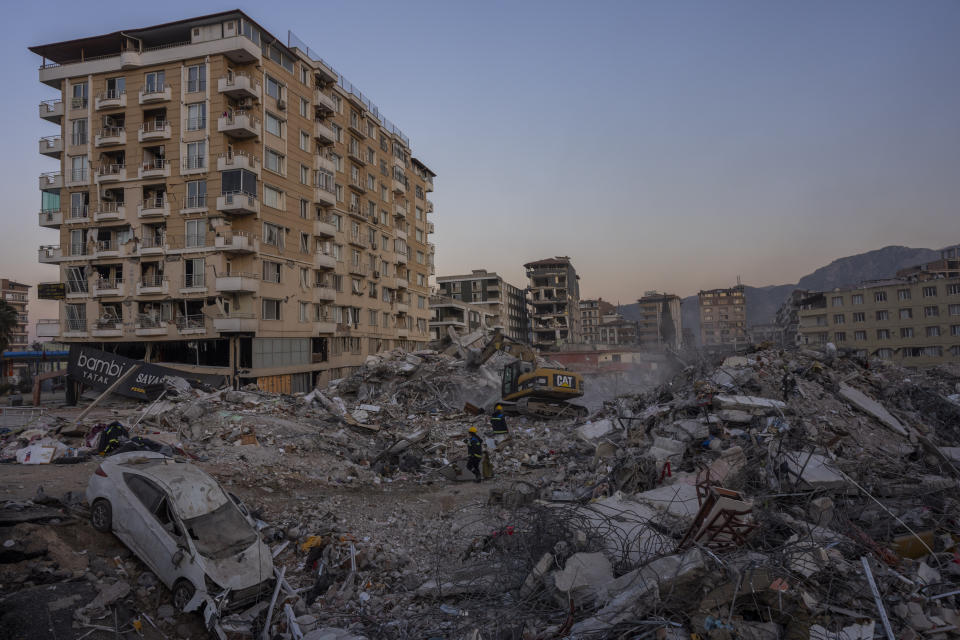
[183,501,257,559]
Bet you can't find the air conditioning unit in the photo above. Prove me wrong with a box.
[238,98,252,108]
[276,99,287,111]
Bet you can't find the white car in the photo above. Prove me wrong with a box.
[87,452,274,621]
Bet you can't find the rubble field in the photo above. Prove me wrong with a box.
[1,345,960,639]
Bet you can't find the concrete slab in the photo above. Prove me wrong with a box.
[713,394,786,414]
[780,451,846,490]
[634,483,700,524]
[838,383,908,436]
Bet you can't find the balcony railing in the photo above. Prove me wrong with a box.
[66,280,88,294]
[136,315,167,329]
[65,318,87,332]
[182,156,207,172]
[182,274,205,289]
[96,240,118,253]
[183,194,207,209]
[97,163,125,178]
[140,274,166,287]
[176,314,206,330]
[95,277,123,290]
[68,205,89,220]
[141,236,166,250]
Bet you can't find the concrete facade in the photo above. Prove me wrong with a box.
[797,278,960,366]
[636,291,682,350]
[525,257,582,349]
[580,299,615,344]
[428,295,496,340]
[1,280,30,349]
[698,285,746,347]
[435,270,528,342]
[31,10,435,391]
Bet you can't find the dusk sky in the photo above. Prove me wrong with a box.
[4,0,960,327]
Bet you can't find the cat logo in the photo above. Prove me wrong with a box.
[554,374,574,388]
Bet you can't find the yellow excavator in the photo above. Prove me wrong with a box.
[470,329,587,419]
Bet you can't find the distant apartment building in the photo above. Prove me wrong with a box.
[699,285,747,346]
[1,280,30,349]
[747,323,783,346]
[580,299,615,344]
[797,276,960,366]
[897,245,960,280]
[636,291,682,350]
[30,10,435,392]
[597,311,638,345]
[435,270,527,342]
[775,289,813,346]
[429,295,496,340]
[525,257,582,349]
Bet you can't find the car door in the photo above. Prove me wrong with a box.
[122,474,184,587]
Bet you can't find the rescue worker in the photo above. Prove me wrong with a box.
[490,403,508,436]
[466,426,483,483]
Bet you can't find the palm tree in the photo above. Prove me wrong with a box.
[0,300,18,353]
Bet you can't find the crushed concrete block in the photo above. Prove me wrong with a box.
[780,451,846,490]
[716,409,753,423]
[358,404,381,413]
[181,401,207,421]
[663,419,709,441]
[520,552,554,598]
[404,354,423,366]
[713,394,786,414]
[351,410,370,423]
[652,436,685,455]
[938,447,960,463]
[808,496,835,526]
[634,483,700,525]
[708,446,746,485]
[577,419,614,441]
[838,383,908,436]
[917,561,941,586]
[722,356,752,368]
[77,580,130,618]
[552,552,613,607]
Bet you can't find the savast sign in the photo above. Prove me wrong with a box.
[68,345,227,400]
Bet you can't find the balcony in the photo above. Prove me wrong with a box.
[218,74,261,101]
[63,319,88,338]
[348,263,369,277]
[38,209,62,228]
[214,313,257,333]
[347,146,366,166]
[217,111,261,139]
[180,195,208,214]
[136,275,168,294]
[138,120,171,142]
[135,318,170,336]
[214,232,258,253]
[95,164,126,184]
[139,159,170,179]
[176,314,207,335]
[427,221,435,234]
[394,204,407,218]
[93,277,124,296]
[139,235,167,256]
[426,200,434,213]
[215,273,259,293]
[348,233,367,249]
[314,251,336,269]
[314,218,336,237]
[36,319,61,338]
[314,320,337,334]
[395,277,409,289]
[396,251,408,265]
[66,168,90,187]
[347,118,366,138]
[314,120,335,144]
[396,327,410,338]
[39,172,63,191]
[313,286,336,302]
[315,153,335,174]
[95,90,126,111]
[138,84,171,104]
[396,228,407,241]
[315,186,336,207]
[216,192,260,216]
[39,135,62,158]
[91,320,123,338]
[392,179,407,194]
[395,302,410,314]
[313,90,336,113]
[94,127,126,148]
[39,99,63,123]
[179,274,207,294]
[217,152,260,176]
[65,281,89,298]
[138,197,170,218]
[93,202,125,222]
[38,246,62,263]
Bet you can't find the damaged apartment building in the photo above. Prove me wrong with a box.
[434,269,527,342]
[525,256,582,349]
[795,246,960,365]
[636,291,682,350]
[32,10,436,391]
[580,299,639,346]
[698,284,747,347]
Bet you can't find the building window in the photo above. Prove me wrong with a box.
[854,330,866,340]
[331,123,343,143]
[899,308,913,320]
[875,310,889,321]
[832,314,844,324]
[300,302,309,322]
[951,324,960,336]
[262,261,282,283]
[300,97,309,117]
[300,130,310,151]
[898,289,911,301]
[924,306,940,318]
[876,348,893,359]
[186,64,206,92]
[950,304,960,316]
[185,180,206,208]
[369,310,378,326]
[834,332,845,342]
[831,296,843,307]
[185,220,205,248]
[71,118,88,145]
[300,164,310,185]
[852,312,865,322]
[186,103,206,130]
[335,184,343,202]
[263,222,284,249]
[262,298,281,320]
[263,185,283,209]
[900,327,914,338]
[876,329,890,340]
[300,199,309,219]
[947,284,960,296]
[265,75,282,100]
[300,232,309,253]
[332,154,342,172]
[265,149,284,174]
[926,326,941,337]
[874,291,887,302]
[852,294,864,305]
[923,286,937,298]
[221,169,258,196]
[265,112,284,137]
[185,141,205,170]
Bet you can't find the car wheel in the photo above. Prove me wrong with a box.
[90,499,112,532]
[173,579,196,612]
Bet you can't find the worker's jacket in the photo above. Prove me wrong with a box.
[467,434,483,459]
[490,411,508,434]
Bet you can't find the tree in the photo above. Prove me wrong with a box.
[0,300,18,353]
